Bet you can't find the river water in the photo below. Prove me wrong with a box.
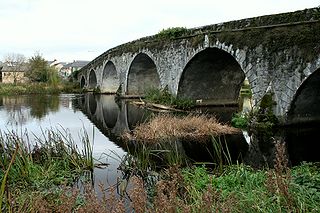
[0,94,127,196]
[1,93,319,196]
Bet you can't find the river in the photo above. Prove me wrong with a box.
[0,93,319,195]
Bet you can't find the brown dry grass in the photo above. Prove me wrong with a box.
[123,114,240,144]
[265,139,293,211]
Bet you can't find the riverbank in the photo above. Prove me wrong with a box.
[0,128,94,212]
[1,126,319,212]
[0,82,82,95]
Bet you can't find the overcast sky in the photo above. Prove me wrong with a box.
[1,0,319,62]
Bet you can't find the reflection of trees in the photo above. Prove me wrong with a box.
[3,96,30,126]
[2,95,60,125]
[27,95,59,119]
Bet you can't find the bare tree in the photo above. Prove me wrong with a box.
[3,53,27,83]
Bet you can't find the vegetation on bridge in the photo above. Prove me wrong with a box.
[156,27,188,39]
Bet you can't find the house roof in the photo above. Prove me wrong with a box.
[0,62,29,72]
[63,60,89,69]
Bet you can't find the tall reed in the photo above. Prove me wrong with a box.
[0,144,19,211]
[209,136,232,171]
[0,127,94,211]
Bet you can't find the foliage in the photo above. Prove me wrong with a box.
[157,27,188,39]
[26,53,60,84]
[145,87,195,110]
[232,91,279,133]
[179,162,320,212]
[231,112,249,129]
[0,82,82,95]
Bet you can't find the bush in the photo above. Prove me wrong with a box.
[145,88,195,110]
[157,27,188,39]
[231,113,249,129]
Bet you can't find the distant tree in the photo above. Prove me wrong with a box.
[26,53,48,82]
[3,53,27,83]
[26,53,60,85]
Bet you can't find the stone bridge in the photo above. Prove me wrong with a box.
[78,7,320,124]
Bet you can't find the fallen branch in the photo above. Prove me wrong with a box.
[131,101,187,112]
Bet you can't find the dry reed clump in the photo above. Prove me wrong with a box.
[29,184,125,213]
[153,166,191,213]
[123,114,240,144]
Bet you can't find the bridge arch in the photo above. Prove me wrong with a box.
[287,67,320,124]
[177,47,245,103]
[286,67,320,165]
[126,53,160,95]
[80,76,86,88]
[102,61,119,93]
[88,69,97,89]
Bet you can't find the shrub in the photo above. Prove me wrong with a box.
[157,27,188,39]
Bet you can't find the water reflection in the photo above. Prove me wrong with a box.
[76,93,249,164]
[1,96,31,126]
[102,95,119,129]
[0,95,61,126]
[78,93,320,166]
[74,94,154,148]
[0,94,127,199]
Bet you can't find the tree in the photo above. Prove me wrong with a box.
[26,54,49,82]
[26,53,60,85]
[3,53,27,83]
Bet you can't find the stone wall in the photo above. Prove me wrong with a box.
[0,71,27,83]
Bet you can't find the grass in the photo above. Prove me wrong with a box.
[0,127,94,212]
[0,125,319,212]
[145,87,195,110]
[10,161,317,212]
[0,81,82,95]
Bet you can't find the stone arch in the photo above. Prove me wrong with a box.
[177,47,245,104]
[80,76,86,88]
[286,67,320,165]
[102,61,119,93]
[88,69,97,88]
[287,68,320,124]
[126,53,160,95]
